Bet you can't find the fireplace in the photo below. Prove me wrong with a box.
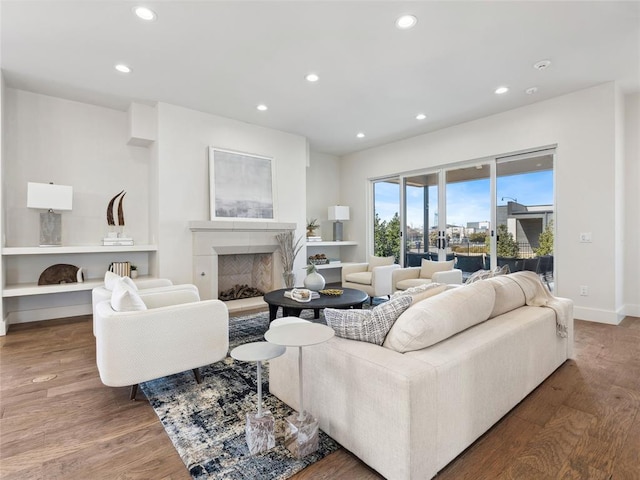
[217,253,272,300]
[189,220,297,312]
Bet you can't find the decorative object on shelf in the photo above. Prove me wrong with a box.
[130,264,138,279]
[104,190,134,245]
[276,231,303,288]
[38,264,84,285]
[27,182,73,247]
[304,263,326,291]
[328,205,350,242]
[109,261,131,277]
[308,253,329,265]
[306,219,319,238]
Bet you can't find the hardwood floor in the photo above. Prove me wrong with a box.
[1,315,639,479]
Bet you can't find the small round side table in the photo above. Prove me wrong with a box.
[230,341,286,455]
[264,322,335,458]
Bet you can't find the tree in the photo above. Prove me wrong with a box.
[468,232,487,243]
[535,220,554,256]
[373,212,401,261]
[488,224,519,257]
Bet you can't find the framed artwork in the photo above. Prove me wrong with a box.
[209,147,276,220]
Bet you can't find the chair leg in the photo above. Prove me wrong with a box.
[193,368,202,384]
[369,297,373,305]
[130,384,138,400]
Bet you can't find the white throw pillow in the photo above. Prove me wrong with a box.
[325,295,412,345]
[419,260,454,279]
[110,278,147,312]
[104,271,138,291]
[367,255,395,272]
[391,282,447,304]
[383,280,495,353]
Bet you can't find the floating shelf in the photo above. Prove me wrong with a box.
[2,275,156,298]
[306,241,357,247]
[2,245,158,256]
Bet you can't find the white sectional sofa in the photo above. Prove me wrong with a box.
[269,272,573,480]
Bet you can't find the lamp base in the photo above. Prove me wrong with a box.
[332,221,343,242]
[40,211,62,246]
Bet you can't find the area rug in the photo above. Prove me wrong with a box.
[140,309,340,480]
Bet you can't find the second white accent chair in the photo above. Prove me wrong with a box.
[392,259,463,292]
[341,256,401,303]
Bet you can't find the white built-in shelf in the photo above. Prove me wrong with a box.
[2,245,158,256]
[2,275,156,298]
[307,241,357,247]
[313,262,357,270]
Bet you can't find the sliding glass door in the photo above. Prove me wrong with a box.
[403,173,438,266]
[372,178,401,262]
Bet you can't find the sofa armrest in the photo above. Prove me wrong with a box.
[371,264,401,295]
[95,299,229,387]
[132,278,173,289]
[432,269,463,285]
[341,262,368,282]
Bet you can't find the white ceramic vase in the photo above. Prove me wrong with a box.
[304,270,325,291]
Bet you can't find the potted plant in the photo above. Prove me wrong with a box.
[306,218,319,238]
[130,264,138,279]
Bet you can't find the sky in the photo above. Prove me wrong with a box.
[375,171,553,228]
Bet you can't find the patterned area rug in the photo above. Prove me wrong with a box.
[140,309,340,480]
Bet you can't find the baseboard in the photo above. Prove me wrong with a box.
[623,304,640,317]
[0,316,7,336]
[7,303,92,326]
[573,306,624,325]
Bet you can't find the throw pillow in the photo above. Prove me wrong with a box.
[419,259,455,279]
[110,278,147,312]
[325,295,412,345]
[391,282,447,304]
[464,264,511,285]
[367,255,395,272]
[104,271,138,291]
[383,280,495,353]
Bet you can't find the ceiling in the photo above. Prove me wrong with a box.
[2,1,639,156]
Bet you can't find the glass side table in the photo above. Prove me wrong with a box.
[230,341,286,455]
[264,322,335,458]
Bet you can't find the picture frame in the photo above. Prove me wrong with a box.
[208,147,276,220]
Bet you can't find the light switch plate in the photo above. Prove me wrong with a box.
[579,232,592,243]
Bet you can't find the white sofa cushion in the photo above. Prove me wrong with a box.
[344,271,373,285]
[420,260,455,279]
[104,270,137,291]
[383,280,495,353]
[110,278,147,312]
[367,255,395,272]
[486,275,527,318]
[325,295,412,345]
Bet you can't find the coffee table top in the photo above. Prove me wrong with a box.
[264,322,335,347]
[263,287,368,310]
[230,341,286,362]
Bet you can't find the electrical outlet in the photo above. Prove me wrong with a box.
[580,286,589,296]
[579,232,592,243]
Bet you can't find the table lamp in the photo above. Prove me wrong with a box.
[328,205,349,242]
[27,182,73,246]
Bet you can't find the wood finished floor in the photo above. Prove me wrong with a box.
[1,314,639,479]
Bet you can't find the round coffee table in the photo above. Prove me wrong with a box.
[263,287,368,321]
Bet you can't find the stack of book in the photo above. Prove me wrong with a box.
[307,236,322,242]
[103,236,134,246]
[109,261,131,277]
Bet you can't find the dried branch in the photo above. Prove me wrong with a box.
[276,231,303,272]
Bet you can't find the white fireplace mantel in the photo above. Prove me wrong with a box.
[189,220,296,233]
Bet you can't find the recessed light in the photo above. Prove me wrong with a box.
[305,73,319,82]
[525,87,538,95]
[115,64,132,74]
[356,132,365,138]
[416,113,426,120]
[533,60,551,70]
[395,14,417,30]
[256,104,268,111]
[133,6,156,21]
[494,86,509,95]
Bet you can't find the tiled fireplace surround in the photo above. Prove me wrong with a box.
[189,221,296,312]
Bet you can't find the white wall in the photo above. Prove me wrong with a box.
[155,102,308,286]
[4,89,151,246]
[0,72,6,334]
[624,93,640,316]
[341,82,631,324]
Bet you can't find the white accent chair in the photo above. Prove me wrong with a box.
[92,274,174,335]
[95,284,229,399]
[341,256,401,303]
[392,259,463,292]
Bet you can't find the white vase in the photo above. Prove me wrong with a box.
[304,271,325,291]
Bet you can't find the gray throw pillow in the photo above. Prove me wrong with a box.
[324,295,412,345]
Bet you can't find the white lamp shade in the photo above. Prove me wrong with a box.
[328,205,350,221]
[27,182,73,211]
